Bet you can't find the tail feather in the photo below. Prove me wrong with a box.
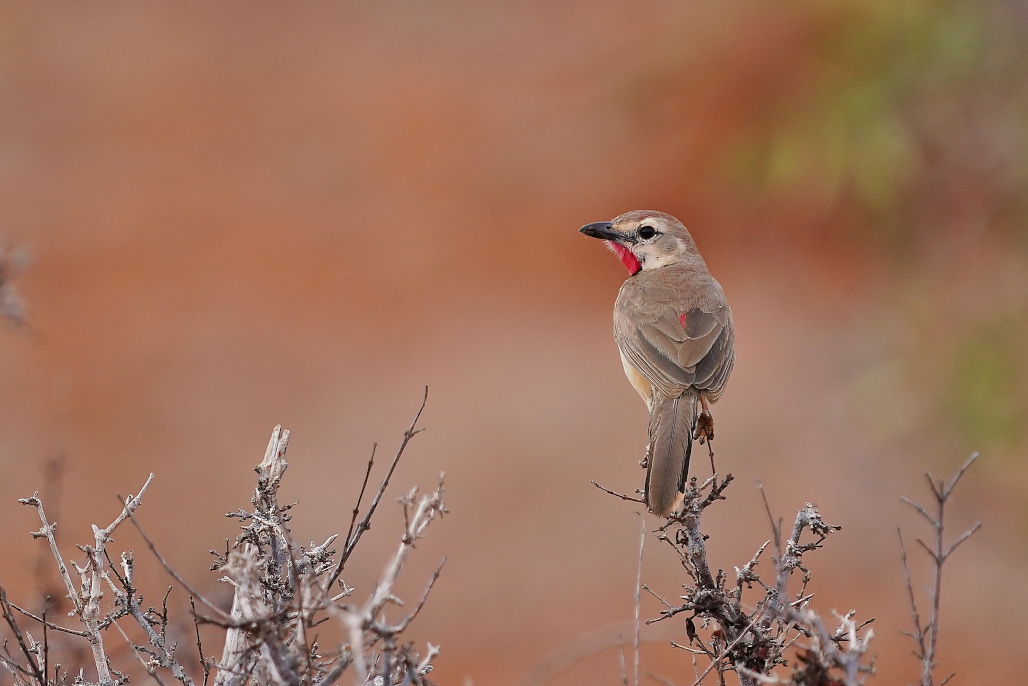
[645,392,698,516]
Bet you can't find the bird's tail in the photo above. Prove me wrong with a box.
[645,392,698,517]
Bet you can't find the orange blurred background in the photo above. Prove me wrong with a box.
[0,2,1025,684]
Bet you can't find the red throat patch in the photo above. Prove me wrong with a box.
[605,240,641,276]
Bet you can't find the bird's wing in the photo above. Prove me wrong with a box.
[616,304,734,400]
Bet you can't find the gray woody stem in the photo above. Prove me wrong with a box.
[19,473,154,686]
[213,425,290,686]
[899,453,981,686]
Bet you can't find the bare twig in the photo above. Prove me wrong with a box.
[8,602,88,638]
[40,598,49,686]
[109,551,194,686]
[20,474,156,686]
[190,597,212,686]
[899,453,980,686]
[344,443,377,558]
[0,581,45,685]
[634,513,644,686]
[121,501,232,625]
[323,387,429,595]
[19,494,78,616]
[592,481,647,504]
[112,618,169,686]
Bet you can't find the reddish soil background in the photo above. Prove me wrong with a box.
[0,3,1025,684]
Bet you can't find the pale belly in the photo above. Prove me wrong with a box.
[619,350,653,411]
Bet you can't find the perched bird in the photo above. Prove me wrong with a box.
[580,210,735,516]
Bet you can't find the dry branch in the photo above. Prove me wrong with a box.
[1,393,446,686]
[590,450,985,685]
[899,453,981,686]
[600,473,874,686]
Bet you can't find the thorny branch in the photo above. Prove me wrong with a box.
[204,390,444,686]
[603,473,874,686]
[1,393,446,686]
[593,451,983,686]
[16,474,155,686]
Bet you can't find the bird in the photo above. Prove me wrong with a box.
[580,210,735,517]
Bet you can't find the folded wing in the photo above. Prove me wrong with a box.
[616,305,734,401]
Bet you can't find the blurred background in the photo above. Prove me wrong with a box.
[0,1,1025,683]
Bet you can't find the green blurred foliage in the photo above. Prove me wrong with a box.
[946,315,1028,454]
[671,0,1028,255]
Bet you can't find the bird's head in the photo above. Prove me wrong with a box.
[579,210,697,276]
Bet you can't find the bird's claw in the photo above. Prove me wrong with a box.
[694,411,714,444]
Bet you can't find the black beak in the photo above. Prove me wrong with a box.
[579,221,621,241]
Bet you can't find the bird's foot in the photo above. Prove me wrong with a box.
[694,406,717,474]
[694,411,714,444]
[639,442,651,469]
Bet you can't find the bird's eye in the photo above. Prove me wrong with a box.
[638,226,657,240]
